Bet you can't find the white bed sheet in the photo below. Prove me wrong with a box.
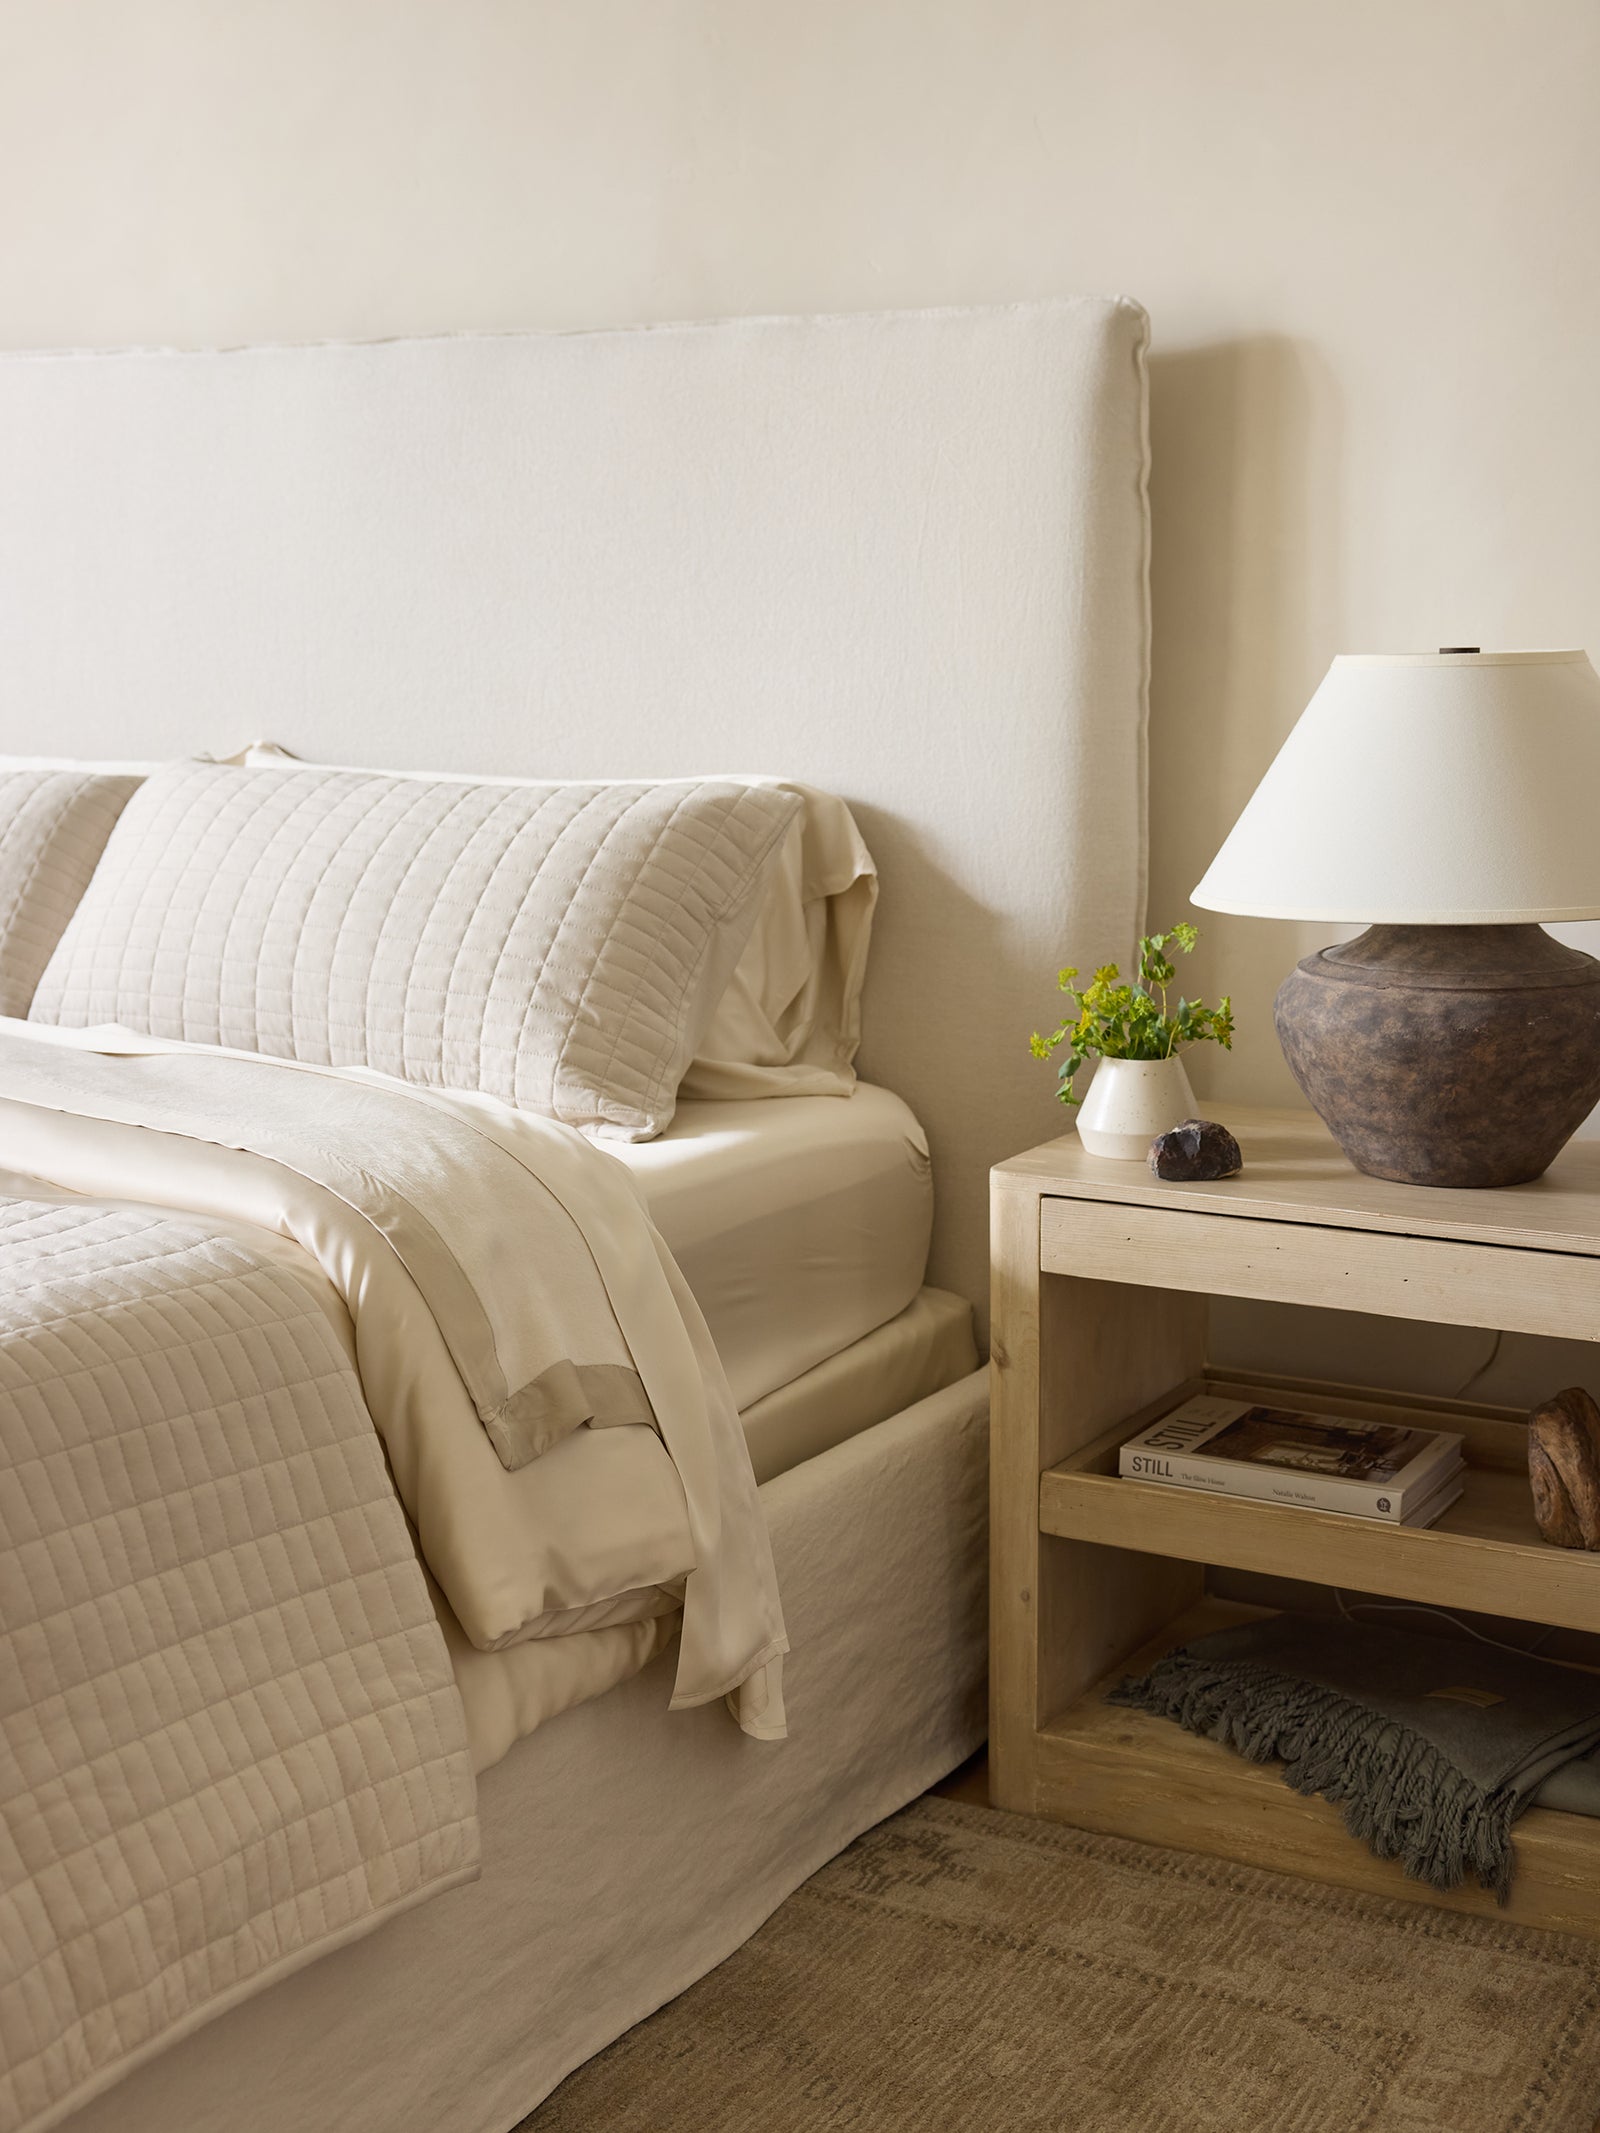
[738,1284,975,1484]
[612,1083,933,1412]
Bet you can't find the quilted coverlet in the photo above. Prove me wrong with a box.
[0,1195,477,2133]
[0,1021,790,2131]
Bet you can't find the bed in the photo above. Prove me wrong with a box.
[0,299,1152,2133]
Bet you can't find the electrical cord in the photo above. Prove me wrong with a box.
[1451,1327,1504,1400]
[1326,1332,1579,1664]
[1333,1586,1556,1663]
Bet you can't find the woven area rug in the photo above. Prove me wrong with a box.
[527,1795,1600,2132]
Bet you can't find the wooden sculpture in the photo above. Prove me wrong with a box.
[1528,1387,1600,1550]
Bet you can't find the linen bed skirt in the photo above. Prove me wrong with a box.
[58,1370,990,2133]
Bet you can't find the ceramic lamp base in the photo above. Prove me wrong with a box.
[1275,924,1600,1188]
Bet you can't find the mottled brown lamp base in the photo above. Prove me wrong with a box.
[1275,924,1600,1188]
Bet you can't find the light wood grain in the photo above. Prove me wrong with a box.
[1036,1599,1600,1937]
[1041,1462,1600,1635]
[988,1174,1044,1810]
[1042,1374,1600,1633]
[1041,1196,1600,1340]
[1035,1278,1206,1719]
[988,1173,1205,1811]
[998,1104,1600,1260]
[989,1111,1600,1939]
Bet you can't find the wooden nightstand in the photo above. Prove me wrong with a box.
[990,1106,1600,1936]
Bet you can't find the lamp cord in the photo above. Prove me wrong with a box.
[1328,1332,1573,1661]
[1332,1587,1555,1663]
[1452,1328,1503,1400]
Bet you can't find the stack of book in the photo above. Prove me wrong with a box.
[1119,1394,1465,1527]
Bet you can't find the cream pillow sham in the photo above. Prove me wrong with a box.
[30,759,801,1139]
[0,766,141,1016]
[242,742,879,1103]
[679,789,876,1102]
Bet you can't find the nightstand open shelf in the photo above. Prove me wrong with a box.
[1041,1372,1599,1635]
[991,1107,1600,1939]
[1037,1594,1600,1936]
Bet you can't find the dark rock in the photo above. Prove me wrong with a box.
[1148,1118,1243,1182]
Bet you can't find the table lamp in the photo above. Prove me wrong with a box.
[1192,649,1600,1188]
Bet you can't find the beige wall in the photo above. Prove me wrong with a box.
[5,0,1598,1400]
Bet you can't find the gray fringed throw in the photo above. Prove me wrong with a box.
[1110,1614,1600,1901]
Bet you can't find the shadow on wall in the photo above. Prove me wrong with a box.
[1147,348,1590,1407]
[1144,333,1345,1110]
[852,338,1349,1333]
[848,794,1035,1339]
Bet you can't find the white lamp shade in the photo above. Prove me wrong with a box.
[1192,650,1600,924]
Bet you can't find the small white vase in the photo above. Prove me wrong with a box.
[1075,1055,1197,1161]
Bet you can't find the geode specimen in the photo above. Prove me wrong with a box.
[1147,1117,1243,1182]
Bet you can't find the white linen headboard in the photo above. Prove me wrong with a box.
[0,299,1150,1330]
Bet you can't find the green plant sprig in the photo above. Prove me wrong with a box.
[1029,923,1233,1106]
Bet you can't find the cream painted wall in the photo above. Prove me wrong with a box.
[4,0,1599,1401]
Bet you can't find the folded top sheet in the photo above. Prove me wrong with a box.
[0,1022,787,1737]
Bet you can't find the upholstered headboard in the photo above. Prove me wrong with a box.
[0,299,1151,1328]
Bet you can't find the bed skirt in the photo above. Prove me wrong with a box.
[58,1368,990,2133]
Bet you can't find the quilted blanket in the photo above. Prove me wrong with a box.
[0,1193,478,2133]
[0,1023,790,2133]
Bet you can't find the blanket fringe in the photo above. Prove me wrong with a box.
[1110,1652,1519,1901]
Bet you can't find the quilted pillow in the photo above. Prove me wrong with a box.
[31,760,802,1138]
[242,741,878,1104]
[0,767,141,1016]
